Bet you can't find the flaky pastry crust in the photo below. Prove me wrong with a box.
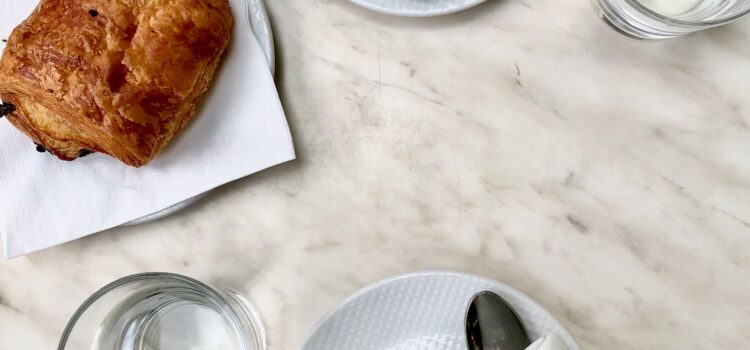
[0,0,232,167]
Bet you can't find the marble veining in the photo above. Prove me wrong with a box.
[1,1,750,349]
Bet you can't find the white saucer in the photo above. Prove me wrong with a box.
[350,0,487,17]
[301,271,580,350]
[123,0,275,226]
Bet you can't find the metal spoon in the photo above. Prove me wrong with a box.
[465,291,531,350]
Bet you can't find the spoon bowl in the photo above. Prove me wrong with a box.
[465,291,531,350]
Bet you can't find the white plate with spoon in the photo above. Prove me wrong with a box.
[301,271,579,350]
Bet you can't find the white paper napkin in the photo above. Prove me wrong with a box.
[0,0,295,258]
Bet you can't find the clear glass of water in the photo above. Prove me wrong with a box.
[58,273,266,350]
[594,0,750,39]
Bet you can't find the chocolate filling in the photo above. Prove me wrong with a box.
[0,103,15,119]
[34,143,47,153]
[89,9,98,17]
[79,149,94,157]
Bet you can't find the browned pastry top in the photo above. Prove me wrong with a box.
[0,0,233,167]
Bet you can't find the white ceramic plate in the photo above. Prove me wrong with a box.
[123,0,275,226]
[301,271,580,350]
[350,0,487,17]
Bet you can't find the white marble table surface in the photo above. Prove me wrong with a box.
[2,1,749,349]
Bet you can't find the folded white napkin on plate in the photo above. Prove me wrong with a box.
[0,0,295,258]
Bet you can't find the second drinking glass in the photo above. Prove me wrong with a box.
[594,0,750,39]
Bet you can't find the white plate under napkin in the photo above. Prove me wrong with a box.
[123,0,275,226]
[301,271,580,350]
[0,0,295,258]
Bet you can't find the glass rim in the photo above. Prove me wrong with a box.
[57,272,247,350]
[625,0,750,27]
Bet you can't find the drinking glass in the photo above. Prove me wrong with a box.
[58,273,266,350]
[594,0,750,39]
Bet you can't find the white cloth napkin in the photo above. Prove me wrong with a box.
[0,0,295,258]
[526,334,569,350]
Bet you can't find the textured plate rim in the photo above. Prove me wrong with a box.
[123,0,275,227]
[299,270,580,350]
[349,0,488,17]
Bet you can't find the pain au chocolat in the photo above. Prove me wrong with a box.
[0,0,233,167]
